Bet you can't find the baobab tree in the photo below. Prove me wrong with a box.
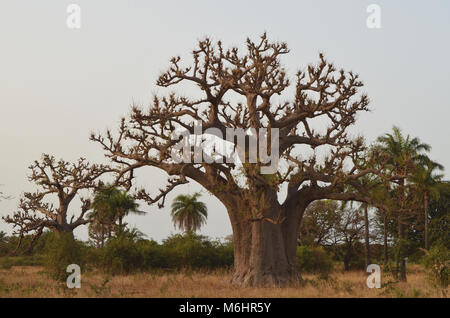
[92,34,384,287]
[2,154,111,250]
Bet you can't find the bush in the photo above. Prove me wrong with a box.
[161,233,233,269]
[43,232,85,281]
[96,232,234,274]
[297,246,334,277]
[422,242,449,290]
[100,236,144,275]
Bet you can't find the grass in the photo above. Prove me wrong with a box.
[0,263,447,298]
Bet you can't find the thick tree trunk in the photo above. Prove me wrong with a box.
[424,192,429,250]
[363,203,370,269]
[228,202,305,287]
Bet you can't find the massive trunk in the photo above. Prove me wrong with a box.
[227,200,306,287]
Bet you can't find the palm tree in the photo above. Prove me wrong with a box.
[88,186,144,247]
[88,187,117,246]
[409,160,444,250]
[171,192,208,233]
[377,126,432,281]
[110,189,144,228]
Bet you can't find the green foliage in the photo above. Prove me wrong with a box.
[93,232,233,275]
[100,235,144,275]
[161,233,233,269]
[88,186,144,247]
[297,246,334,277]
[422,242,449,290]
[43,232,85,281]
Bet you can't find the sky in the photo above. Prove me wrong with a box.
[0,0,449,242]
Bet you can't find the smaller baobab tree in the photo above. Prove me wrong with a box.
[2,154,111,251]
[170,192,208,233]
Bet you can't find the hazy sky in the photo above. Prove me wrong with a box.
[0,1,449,242]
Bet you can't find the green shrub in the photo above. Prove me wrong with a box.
[101,236,144,275]
[161,233,233,269]
[43,232,85,281]
[96,232,234,274]
[422,242,449,290]
[297,245,334,277]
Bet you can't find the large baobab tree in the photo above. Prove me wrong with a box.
[2,154,111,250]
[92,34,383,287]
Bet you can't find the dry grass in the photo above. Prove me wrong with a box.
[0,264,447,298]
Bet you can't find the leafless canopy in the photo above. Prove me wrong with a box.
[91,33,381,214]
[3,154,112,249]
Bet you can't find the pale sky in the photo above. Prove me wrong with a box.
[0,1,449,241]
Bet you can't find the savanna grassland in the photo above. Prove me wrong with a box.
[0,264,446,298]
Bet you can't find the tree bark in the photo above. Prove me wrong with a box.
[228,201,305,287]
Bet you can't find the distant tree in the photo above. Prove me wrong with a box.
[88,187,117,246]
[300,200,367,270]
[112,189,144,228]
[329,206,365,271]
[2,154,111,252]
[362,203,371,268]
[373,206,395,264]
[88,186,144,247]
[171,192,208,233]
[0,231,7,255]
[409,159,444,250]
[299,200,340,246]
[428,181,450,248]
[376,126,433,281]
